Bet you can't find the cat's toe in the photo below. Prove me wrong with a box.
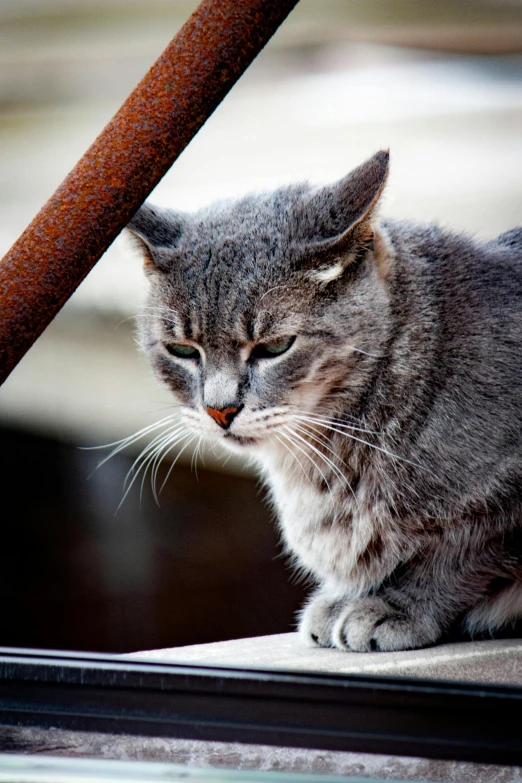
[334,598,439,652]
[332,597,391,652]
[299,593,343,648]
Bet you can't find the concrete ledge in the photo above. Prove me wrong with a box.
[3,727,521,783]
[2,635,522,782]
[4,729,522,783]
[128,632,522,686]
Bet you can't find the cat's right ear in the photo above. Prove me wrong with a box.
[125,203,184,275]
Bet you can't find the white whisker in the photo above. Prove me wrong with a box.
[219,447,235,469]
[273,432,312,488]
[281,427,332,496]
[346,344,386,359]
[120,426,187,507]
[290,421,358,505]
[259,285,291,303]
[123,425,185,491]
[85,414,179,459]
[135,305,180,327]
[129,429,190,508]
[159,434,198,494]
[294,411,379,435]
[286,424,355,501]
[192,436,204,480]
[293,413,421,470]
[149,428,190,502]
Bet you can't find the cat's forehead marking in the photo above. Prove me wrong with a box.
[158,308,183,334]
[157,306,196,342]
[251,308,302,342]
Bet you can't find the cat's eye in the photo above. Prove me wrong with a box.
[165,343,200,359]
[251,336,295,360]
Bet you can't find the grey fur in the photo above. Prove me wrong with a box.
[126,150,522,652]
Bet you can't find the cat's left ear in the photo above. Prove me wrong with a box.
[126,203,185,275]
[304,149,390,281]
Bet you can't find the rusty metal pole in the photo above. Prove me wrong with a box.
[0,0,300,385]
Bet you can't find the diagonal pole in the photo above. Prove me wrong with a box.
[0,0,300,385]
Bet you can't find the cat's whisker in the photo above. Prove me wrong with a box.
[149,427,190,502]
[116,314,144,328]
[93,427,175,478]
[123,425,186,497]
[290,421,358,505]
[248,406,290,424]
[287,423,356,502]
[159,433,199,495]
[293,414,421,470]
[346,344,386,359]
[86,414,179,459]
[122,428,185,498]
[219,446,235,469]
[115,440,163,512]
[198,439,208,469]
[144,442,169,505]
[94,404,185,447]
[273,432,314,490]
[150,437,188,504]
[135,305,180,327]
[122,423,184,482]
[191,435,204,480]
[281,426,333,496]
[258,284,292,303]
[136,305,177,317]
[293,411,379,435]
[137,305,176,315]
[123,426,191,508]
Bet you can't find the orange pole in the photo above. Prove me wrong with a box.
[0,0,299,384]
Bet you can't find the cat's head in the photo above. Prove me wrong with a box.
[126,150,391,452]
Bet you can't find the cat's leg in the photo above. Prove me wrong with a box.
[463,580,522,636]
[300,537,522,652]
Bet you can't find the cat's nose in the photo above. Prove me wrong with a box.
[205,406,240,429]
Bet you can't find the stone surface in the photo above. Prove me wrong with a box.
[127,632,522,686]
[2,728,521,783]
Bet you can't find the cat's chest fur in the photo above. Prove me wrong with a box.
[257,445,376,595]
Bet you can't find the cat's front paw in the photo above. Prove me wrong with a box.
[300,594,439,652]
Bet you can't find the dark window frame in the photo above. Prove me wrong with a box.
[1,647,521,765]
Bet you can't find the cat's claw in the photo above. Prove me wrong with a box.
[300,594,439,652]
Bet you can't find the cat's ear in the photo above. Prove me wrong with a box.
[126,203,184,275]
[304,150,389,281]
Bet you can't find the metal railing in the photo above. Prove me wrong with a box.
[0,0,299,386]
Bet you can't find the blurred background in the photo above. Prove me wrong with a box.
[0,0,521,654]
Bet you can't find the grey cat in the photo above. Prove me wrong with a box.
[126,150,522,652]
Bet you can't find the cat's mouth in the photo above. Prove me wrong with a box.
[223,432,259,447]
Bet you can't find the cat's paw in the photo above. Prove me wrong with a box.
[300,594,439,652]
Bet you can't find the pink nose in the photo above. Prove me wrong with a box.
[205,406,238,429]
